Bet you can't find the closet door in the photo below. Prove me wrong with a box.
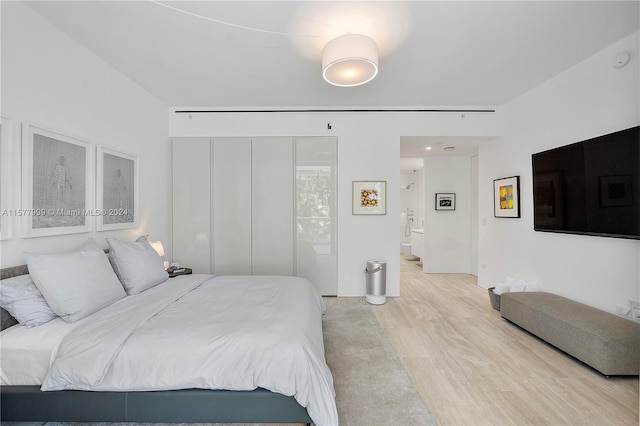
[172,138,211,274]
[212,138,252,275]
[251,138,294,275]
[295,137,338,295]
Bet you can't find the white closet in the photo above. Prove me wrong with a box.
[172,137,337,295]
[251,138,294,275]
[212,138,251,275]
[171,138,211,274]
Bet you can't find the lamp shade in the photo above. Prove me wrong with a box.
[149,241,165,258]
[322,34,379,87]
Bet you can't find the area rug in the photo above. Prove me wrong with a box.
[29,305,434,426]
[322,304,436,426]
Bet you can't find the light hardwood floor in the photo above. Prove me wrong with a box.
[365,257,639,425]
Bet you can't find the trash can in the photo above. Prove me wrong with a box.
[488,287,501,311]
[365,259,386,305]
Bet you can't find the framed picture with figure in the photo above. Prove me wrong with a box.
[22,123,93,237]
[97,146,138,231]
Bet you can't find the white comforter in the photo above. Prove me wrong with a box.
[42,274,338,426]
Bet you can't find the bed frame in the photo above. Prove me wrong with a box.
[0,264,312,424]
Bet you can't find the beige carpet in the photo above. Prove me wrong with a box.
[322,303,436,426]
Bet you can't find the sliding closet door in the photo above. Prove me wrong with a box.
[172,136,337,294]
[172,138,211,274]
[212,138,252,275]
[251,138,294,275]
[295,137,338,295]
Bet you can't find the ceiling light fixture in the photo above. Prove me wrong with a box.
[322,34,379,87]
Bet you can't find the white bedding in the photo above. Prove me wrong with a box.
[40,274,338,426]
[1,318,75,385]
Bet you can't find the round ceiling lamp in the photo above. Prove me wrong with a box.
[322,34,379,87]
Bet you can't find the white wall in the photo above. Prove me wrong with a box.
[478,32,640,314]
[169,110,501,296]
[0,2,170,267]
[423,156,472,273]
[470,155,479,276]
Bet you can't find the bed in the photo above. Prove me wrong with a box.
[0,238,338,425]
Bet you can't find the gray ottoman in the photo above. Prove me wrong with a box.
[501,292,640,376]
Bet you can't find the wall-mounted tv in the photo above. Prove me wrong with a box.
[532,125,639,240]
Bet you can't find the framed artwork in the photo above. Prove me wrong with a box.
[353,181,386,215]
[1,116,12,240]
[435,193,456,211]
[21,123,93,238]
[599,175,632,207]
[494,175,520,218]
[97,146,138,230]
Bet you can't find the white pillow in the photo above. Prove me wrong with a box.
[107,236,168,295]
[0,274,57,327]
[24,238,126,323]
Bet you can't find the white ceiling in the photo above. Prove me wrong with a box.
[20,1,640,156]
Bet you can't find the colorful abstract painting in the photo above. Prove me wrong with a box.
[353,181,386,215]
[499,184,514,210]
[494,176,520,218]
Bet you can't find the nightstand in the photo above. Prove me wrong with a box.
[168,267,192,278]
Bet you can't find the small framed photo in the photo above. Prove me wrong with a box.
[1,116,13,240]
[97,146,138,230]
[22,123,93,238]
[494,175,520,218]
[435,193,456,211]
[353,181,386,215]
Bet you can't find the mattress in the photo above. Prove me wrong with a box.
[0,318,75,385]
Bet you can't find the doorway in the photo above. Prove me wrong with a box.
[399,159,424,263]
[400,137,483,276]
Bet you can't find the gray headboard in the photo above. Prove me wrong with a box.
[1,264,30,280]
[1,264,30,330]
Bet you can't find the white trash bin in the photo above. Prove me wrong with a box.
[365,259,386,305]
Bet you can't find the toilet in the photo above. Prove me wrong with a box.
[401,243,418,260]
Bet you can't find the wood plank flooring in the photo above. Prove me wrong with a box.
[367,257,639,425]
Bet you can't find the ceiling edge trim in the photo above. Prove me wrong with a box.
[173,108,496,114]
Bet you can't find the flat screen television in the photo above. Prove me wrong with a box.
[532,125,640,240]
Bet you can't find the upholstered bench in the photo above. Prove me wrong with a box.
[501,292,640,376]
